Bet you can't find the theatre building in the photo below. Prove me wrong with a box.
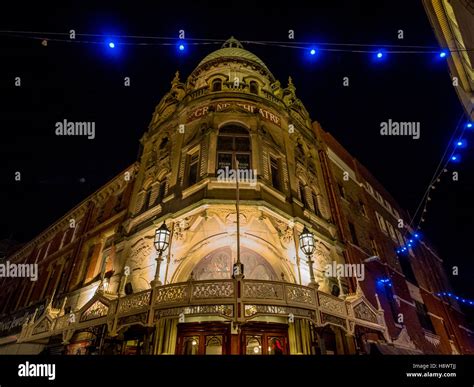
[0,37,473,355]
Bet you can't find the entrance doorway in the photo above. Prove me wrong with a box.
[176,322,289,355]
[240,323,288,355]
[176,322,230,355]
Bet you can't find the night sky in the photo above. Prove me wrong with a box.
[1,1,473,319]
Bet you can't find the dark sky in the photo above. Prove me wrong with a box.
[1,1,473,318]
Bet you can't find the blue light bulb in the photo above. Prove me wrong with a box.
[439,51,447,58]
[108,42,115,49]
[310,48,316,55]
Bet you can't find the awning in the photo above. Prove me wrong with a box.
[370,342,422,355]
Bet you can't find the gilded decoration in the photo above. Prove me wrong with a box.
[192,281,234,299]
[118,291,151,314]
[318,293,347,315]
[353,302,378,323]
[155,285,189,304]
[286,286,315,305]
[243,282,283,300]
[80,301,109,322]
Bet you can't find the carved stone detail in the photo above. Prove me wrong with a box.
[318,293,346,315]
[118,291,151,314]
[80,301,109,322]
[192,282,234,299]
[353,302,378,323]
[286,286,315,305]
[243,282,283,300]
[155,285,189,304]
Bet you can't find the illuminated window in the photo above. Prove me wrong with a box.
[182,336,200,355]
[268,337,285,355]
[216,125,251,171]
[246,336,262,355]
[205,336,223,355]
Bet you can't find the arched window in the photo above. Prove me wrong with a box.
[249,81,259,95]
[212,79,222,92]
[216,125,251,171]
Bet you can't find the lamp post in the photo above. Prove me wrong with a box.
[299,226,318,288]
[152,222,171,286]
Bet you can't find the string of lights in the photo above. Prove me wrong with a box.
[404,114,467,236]
[0,29,472,57]
[437,292,474,306]
[414,120,472,231]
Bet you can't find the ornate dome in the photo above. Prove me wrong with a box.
[197,37,271,74]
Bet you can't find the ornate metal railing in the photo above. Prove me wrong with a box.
[17,278,388,343]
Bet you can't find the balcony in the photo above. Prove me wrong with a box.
[16,278,389,344]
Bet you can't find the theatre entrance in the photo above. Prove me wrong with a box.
[176,322,289,355]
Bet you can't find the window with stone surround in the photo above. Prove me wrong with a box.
[216,125,251,172]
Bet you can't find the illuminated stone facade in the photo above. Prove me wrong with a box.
[0,37,472,355]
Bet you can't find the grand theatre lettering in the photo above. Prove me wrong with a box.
[187,102,281,126]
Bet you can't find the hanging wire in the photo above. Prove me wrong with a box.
[0,29,473,53]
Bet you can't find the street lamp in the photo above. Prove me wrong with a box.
[299,226,318,288]
[152,222,171,286]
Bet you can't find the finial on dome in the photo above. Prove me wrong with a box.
[171,71,180,86]
[222,36,244,49]
[287,76,296,93]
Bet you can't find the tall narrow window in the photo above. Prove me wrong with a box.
[299,184,307,207]
[187,153,199,187]
[157,180,167,203]
[270,156,281,191]
[397,252,418,285]
[249,81,258,94]
[370,238,380,256]
[212,79,222,92]
[216,125,251,171]
[375,212,388,234]
[381,281,399,323]
[141,188,152,213]
[312,193,320,215]
[386,222,397,242]
[348,222,359,246]
[415,301,435,332]
[338,184,346,199]
[359,200,367,217]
